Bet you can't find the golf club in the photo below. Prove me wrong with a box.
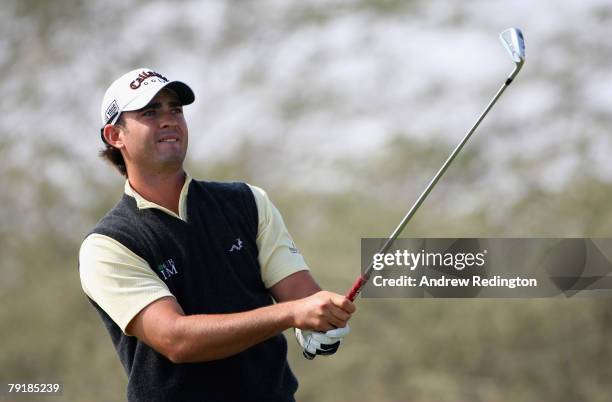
[345,27,526,302]
[304,27,525,360]
[303,27,525,360]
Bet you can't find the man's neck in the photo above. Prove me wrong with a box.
[127,169,186,215]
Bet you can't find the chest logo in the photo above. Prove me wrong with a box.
[156,258,178,280]
[229,238,244,252]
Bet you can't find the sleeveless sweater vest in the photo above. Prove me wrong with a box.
[88,180,297,402]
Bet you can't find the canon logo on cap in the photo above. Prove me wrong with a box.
[129,71,169,90]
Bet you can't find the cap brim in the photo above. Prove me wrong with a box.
[164,81,195,106]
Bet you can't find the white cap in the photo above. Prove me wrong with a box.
[100,67,195,128]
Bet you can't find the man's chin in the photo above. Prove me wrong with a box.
[153,156,186,174]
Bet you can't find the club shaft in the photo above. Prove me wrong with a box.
[346,79,512,302]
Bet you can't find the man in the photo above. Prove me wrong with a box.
[79,68,355,402]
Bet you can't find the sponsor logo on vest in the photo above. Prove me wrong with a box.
[157,258,178,280]
[229,238,243,252]
[129,70,169,90]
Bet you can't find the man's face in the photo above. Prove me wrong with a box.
[118,89,188,175]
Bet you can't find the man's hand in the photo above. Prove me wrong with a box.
[290,291,356,331]
[269,273,356,360]
[295,326,350,359]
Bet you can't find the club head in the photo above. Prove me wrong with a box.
[499,27,525,82]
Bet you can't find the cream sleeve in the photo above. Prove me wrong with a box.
[79,233,175,334]
[247,184,310,288]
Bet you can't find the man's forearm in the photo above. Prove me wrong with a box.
[170,301,298,363]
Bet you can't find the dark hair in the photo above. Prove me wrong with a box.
[99,115,128,177]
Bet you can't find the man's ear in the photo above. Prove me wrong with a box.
[102,124,125,149]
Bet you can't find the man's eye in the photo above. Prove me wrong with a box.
[143,110,156,117]
[172,108,183,114]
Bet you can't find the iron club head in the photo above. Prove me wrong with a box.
[499,27,525,83]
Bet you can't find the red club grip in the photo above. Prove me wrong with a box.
[345,275,367,301]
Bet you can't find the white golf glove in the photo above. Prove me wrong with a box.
[295,326,350,360]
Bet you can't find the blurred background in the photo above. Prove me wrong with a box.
[2,0,612,401]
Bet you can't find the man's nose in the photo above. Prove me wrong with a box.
[159,109,179,128]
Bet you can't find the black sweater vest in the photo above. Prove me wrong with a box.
[88,180,297,402]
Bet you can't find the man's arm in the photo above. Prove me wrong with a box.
[126,273,354,363]
[268,270,321,301]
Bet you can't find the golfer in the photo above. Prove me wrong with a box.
[79,68,355,402]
